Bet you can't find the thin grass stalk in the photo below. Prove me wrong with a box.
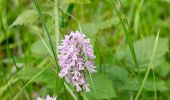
[0,57,41,98]
[33,0,68,99]
[2,25,17,99]
[1,18,11,95]
[13,61,52,100]
[111,0,139,70]
[4,31,19,71]
[54,0,59,54]
[58,8,80,24]
[151,63,157,100]
[64,83,78,100]
[111,0,141,86]
[134,0,145,38]
[118,0,130,28]
[134,30,160,100]
[50,66,78,100]
[0,70,13,99]
[54,1,68,99]
[33,0,59,70]
[38,33,53,57]
[4,32,14,99]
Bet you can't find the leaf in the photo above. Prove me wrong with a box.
[16,67,58,89]
[120,79,140,91]
[10,10,37,27]
[31,35,55,56]
[161,0,170,3]
[144,80,168,92]
[156,62,170,77]
[0,0,7,18]
[64,82,78,100]
[81,17,120,36]
[31,39,49,56]
[121,79,168,92]
[3,56,38,73]
[85,74,117,99]
[3,56,36,65]
[115,36,169,69]
[105,64,129,87]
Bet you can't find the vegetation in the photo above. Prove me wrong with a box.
[0,0,170,99]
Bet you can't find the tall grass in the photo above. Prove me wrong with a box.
[135,30,160,100]
[33,0,69,99]
[1,0,170,99]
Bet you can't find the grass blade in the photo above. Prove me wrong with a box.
[32,1,69,99]
[111,0,142,87]
[111,0,139,69]
[54,0,59,54]
[33,0,59,71]
[38,33,53,57]
[13,61,52,100]
[134,29,160,100]
[64,82,78,100]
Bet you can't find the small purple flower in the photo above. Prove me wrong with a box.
[37,95,56,100]
[58,31,96,92]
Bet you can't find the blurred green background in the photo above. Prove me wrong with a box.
[0,0,170,100]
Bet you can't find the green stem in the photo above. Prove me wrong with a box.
[111,0,141,88]
[151,63,157,100]
[33,0,68,99]
[54,0,59,54]
[13,62,52,100]
[111,0,139,69]
[33,0,59,70]
[135,30,160,100]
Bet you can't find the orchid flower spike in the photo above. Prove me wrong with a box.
[58,31,96,92]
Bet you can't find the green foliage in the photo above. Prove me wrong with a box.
[116,36,169,69]
[85,74,116,99]
[31,36,55,56]
[31,39,49,55]
[11,10,37,27]
[16,67,58,89]
[1,0,170,99]
[81,17,120,36]
[121,79,168,92]
[105,65,129,86]
[62,0,91,4]
[156,62,170,77]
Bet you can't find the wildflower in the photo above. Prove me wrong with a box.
[58,31,96,92]
[37,95,56,100]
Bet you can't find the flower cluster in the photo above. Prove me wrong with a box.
[58,31,96,92]
[37,95,56,100]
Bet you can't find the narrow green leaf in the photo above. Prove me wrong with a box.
[13,62,52,100]
[10,10,37,27]
[135,30,160,100]
[31,35,55,56]
[64,82,78,100]
[54,0,59,54]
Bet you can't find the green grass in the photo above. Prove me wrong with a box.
[0,0,170,100]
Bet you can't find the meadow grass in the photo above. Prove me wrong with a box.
[0,0,170,100]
